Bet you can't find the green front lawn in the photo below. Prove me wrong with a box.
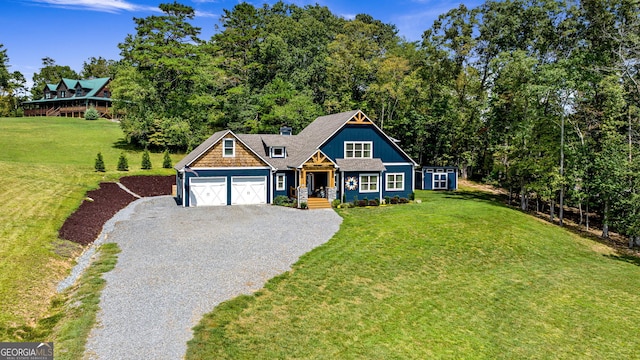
[0,116,180,340]
[188,190,640,359]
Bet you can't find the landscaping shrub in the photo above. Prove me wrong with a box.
[300,202,308,209]
[332,199,341,208]
[84,107,100,120]
[94,152,105,172]
[117,153,129,171]
[162,149,172,169]
[357,200,368,207]
[390,196,399,204]
[274,195,290,206]
[369,199,379,206]
[141,149,152,170]
[384,196,390,205]
[399,197,410,204]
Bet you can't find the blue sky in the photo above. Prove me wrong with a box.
[0,0,480,88]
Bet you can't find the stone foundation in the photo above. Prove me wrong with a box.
[298,186,308,208]
[327,187,337,202]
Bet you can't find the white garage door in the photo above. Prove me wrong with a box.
[231,176,267,205]
[189,177,227,206]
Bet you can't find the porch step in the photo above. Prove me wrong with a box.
[306,197,332,209]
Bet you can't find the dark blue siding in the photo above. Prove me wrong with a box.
[320,125,411,163]
[382,165,414,199]
[448,172,457,190]
[273,171,296,198]
[422,167,458,190]
[342,171,379,203]
[424,172,434,190]
[180,168,271,206]
[176,172,184,205]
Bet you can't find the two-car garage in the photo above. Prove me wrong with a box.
[188,176,267,206]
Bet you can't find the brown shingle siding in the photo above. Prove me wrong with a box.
[192,135,268,168]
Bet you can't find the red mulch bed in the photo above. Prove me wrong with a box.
[120,175,175,197]
[59,176,175,245]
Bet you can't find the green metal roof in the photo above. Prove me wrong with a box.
[61,78,78,89]
[24,78,111,104]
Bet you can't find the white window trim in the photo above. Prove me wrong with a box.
[433,173,448,190]
[271,146,285,158]
[223,138,235,157]
[344,141,373,159]
[386,173,404,191]
[276,173,286,191]
[359,173,379,193]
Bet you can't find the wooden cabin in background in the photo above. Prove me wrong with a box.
[22,78,112,118]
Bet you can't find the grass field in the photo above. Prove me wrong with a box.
[187,190,640,359]
[0,116,178,340]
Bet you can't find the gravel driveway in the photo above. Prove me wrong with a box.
[84,196,342,359]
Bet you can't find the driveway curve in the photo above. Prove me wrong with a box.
[84,196,342,359]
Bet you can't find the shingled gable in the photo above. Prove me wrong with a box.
[174,130,273,171]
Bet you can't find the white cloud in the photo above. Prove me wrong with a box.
[30,0,157,13]
[195,9,217,18]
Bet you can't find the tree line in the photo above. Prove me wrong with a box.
[1,0,639,244]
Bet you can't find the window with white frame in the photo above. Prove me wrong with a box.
[345,141,372,158]
[433,173,447,190]
[360,174,378,192]
[271,146,285,158]
[223,138,235,157]
[276,174,286,191]
[386,173,404,191]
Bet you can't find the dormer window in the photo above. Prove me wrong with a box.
[223,138,235,157]
[271,146,285,158]
[60,91,66,98]
[76,89,83,96]
[45,92,51,99]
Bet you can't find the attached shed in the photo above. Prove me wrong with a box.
[421,166,458,191]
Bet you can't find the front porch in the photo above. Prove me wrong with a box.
[296,151,338,209]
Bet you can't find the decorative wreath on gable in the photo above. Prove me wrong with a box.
[345,176,358,190]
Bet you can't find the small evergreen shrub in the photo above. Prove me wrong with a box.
[332,199,341,208]
[300,202,308,209]
[141,149,152,170]
[162,149,172,169]
[84,107,100,120]
[409,192,415,201]
[384,196,391,205]
[94,152,105,172]
[117,153,129,171]
[274,195,290,206]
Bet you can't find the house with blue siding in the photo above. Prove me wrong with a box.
[174,110,418,208]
